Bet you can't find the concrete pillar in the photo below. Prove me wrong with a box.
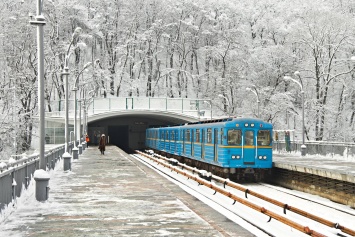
[82,142,86,151]
[78,144,83,155]
[63,152,71,171]
[72,147,79,159]
[34,169,50,202]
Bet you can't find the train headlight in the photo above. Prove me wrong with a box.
[263,156,267,160]
[258,155,262,159]
[232,155,236,159]
[236,155,240,159]
[244,123,249,127]
[251,123,255,127]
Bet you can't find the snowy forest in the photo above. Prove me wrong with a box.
[1,0,355,157]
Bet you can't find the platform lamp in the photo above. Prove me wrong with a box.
[218,94,231,117]
[246,85,260,118]
[29,0,50,202]
[72,62,92,158]
[284,72,306,156]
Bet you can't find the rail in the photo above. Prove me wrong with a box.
[136,150,355,236]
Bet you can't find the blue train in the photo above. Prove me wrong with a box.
[145,117,273,180]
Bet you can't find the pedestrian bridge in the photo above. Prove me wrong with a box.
[44,97,214,151]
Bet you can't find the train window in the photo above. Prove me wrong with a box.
[196,129,200,142]
[228,129,242,145]
[207,128,212,143]
[186,130,191,141]
[245,131,254,145]
[257,130,271,145]
[220,128,223,144]
[166,131,169,140]
[171,131,175,140]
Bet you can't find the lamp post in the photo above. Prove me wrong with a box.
[284,72,306,156]
[29,0,51,202]
[203,100,213,120]
[77,98,83,154]
[246,85,260,118]
[218,94,231,116]
[72,62,92,159]
[61,27,83,169]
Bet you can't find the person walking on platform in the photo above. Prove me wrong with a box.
[86,134,90,147]
[99,134,106,155]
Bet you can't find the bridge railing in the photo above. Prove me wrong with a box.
[0,144,71,213]
[46,97,213,119]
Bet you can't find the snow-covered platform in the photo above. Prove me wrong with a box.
[273,153,355,183]
[0,146,253,236]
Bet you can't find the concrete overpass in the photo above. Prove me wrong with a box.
[44,97,214,151]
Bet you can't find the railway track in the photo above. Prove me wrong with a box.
[133,150,355,237]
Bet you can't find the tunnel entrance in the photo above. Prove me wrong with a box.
[108,125,129,152]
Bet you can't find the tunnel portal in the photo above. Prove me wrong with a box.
[87,112,196,152]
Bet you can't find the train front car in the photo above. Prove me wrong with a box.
[222,118,273,181]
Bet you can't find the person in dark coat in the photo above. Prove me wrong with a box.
[99,134,106,155]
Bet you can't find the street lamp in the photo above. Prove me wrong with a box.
[29,0,51,202]
[72,62,92,158]
[203,100,213,120]
[218,94,231,116]
[61,27,83,165]
[284,71,306,156]
[246,85,260,118]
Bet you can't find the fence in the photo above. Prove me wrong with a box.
[273,141,355,158]
[0,144,71,213]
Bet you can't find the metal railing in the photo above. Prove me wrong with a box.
[45,97,213,119]
[273,141,355,158]
[0,144,72,213]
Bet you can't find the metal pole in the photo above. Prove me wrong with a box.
[257,100,260,118]
[301,90,306,156]
[72,87,79,159]
[83,101,86,136]
[37,2,45,170]
[78,99,82,154]
[210,100,212,120]
[63,67,69,153]
[74,89,77,146]
[35,1,45,170]
[30,0,50,201]
[79,99,82,139]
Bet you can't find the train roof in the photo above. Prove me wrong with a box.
[147,117,272,129]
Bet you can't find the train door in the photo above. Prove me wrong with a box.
[167,131,170,151]
[214,128,218,162]
[161,130,165,150]
[154,130,157,148]
[243,130,255,165]
[173,130,177,153]
[201,129,205,159]
[191,129,194,157]
[183,130,186,154]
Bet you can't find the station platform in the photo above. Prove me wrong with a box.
[273,153,355,184]
[1,146,253,237]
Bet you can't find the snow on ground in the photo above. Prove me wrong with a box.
[1,150,354,237]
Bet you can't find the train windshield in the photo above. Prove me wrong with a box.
[245,131,254,145]
[257,130,271,146]
[228,129,242,145]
